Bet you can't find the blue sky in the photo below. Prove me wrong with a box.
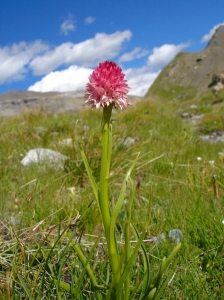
[0,0,224,96]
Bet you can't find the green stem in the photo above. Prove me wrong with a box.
[99,105,120,288]
[124,177,134,299]
[70,240,99,288]
[100,105,112,239]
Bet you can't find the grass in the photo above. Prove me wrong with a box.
[148,84,198,102]
[0,97,223,299]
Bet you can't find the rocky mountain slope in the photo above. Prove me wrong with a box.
[0,90,141,118]
[146,25,224,101]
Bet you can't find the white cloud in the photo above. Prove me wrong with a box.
[60,16,76,35]
[0,41,48,84]
[147,43,189,70]
[125,67,160,97]
[28,65,92,92]
[29,30,132,75]
[0,31,189,98]
[201,23,224,42]
[119,47,149,62]
[28,64,157,97]
[122,42,189,96]
[85,17,95,24]
[27,40,188,97]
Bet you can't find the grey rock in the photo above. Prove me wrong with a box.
[34,126,46,135]
[169,229,183,244]
[10,216,21,226]
[21,148,69,170]
[200,132,224,143]
[124,137,136,147]
[57,138,73,147]
[181,112,191,119]
[152,233,166,244]
[212,81,224,94]
[176,94,183,99]
[190,114,204,126]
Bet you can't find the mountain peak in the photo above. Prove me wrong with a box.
[207,25,224,49]
[146,25,224,101]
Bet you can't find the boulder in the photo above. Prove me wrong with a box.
[21,148,69,170]
[212,81,224,94]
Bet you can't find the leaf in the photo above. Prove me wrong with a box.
[79,142,99,203]
[124,177,134,300]
[154,259,178,299]
[41,226,69,292]
[148,243,181,295]
[110,153,140,247]
[70,238,98,287]
[116,227,146,296]
[17,274,33,299]
[145,288,157,300]
[107,153,140,295]
[75,234,106,293]
[58,281,71,293]
[131,223,150,299]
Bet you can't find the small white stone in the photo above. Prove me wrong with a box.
[124,137,135,147]
[57,138,73,147]
[21,148,69,170]
[169,229,183,244]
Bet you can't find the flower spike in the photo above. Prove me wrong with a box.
[84,61,130,110]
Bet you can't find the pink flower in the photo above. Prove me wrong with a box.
[84,61,130,110]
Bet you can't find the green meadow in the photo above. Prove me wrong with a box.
[0,96,223,299]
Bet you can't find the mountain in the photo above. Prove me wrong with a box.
[146,25,224,102]
[0,90,142,118]
[0,91,86,118]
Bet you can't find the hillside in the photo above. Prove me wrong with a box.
[146,25,224,102]
[0,90,142,118]
[0,94,223,298]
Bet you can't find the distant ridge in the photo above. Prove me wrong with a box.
[0,90,60,101]
[0,90,142,118]
[0,91,85,118]
[146,25,224,101]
